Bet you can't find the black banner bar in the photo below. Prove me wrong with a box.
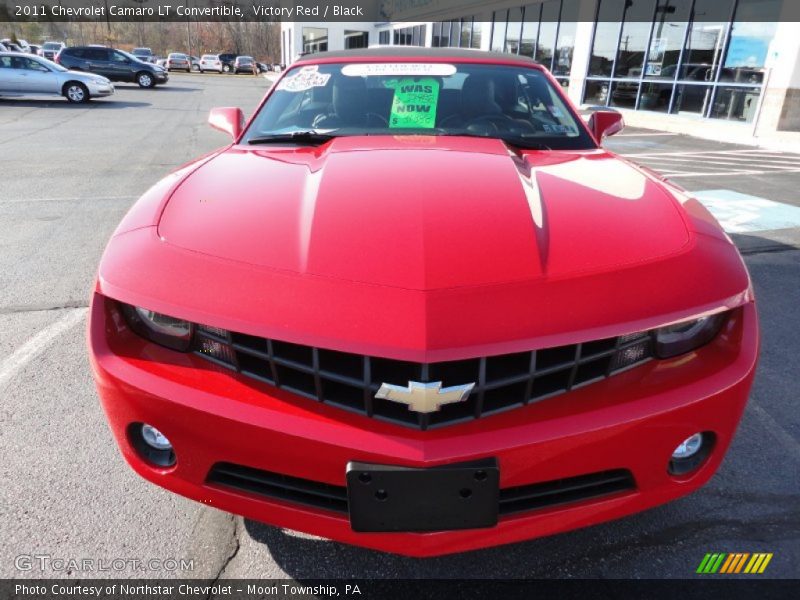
[2,579,800,600]
[1,0,798,23]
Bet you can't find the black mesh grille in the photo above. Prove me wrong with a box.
[206,462,635,518]
[193,327,652,430]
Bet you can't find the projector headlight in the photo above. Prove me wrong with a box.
[654,312,729,358]
[120,303,193,351]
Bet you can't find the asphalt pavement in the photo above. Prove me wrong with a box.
[0,74,798,582]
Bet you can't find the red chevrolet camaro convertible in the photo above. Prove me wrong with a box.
[89,48,758,557]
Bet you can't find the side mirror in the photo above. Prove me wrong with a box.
[588,110,624,142]
[208,106,244,140]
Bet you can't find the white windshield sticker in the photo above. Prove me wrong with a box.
[342,63,457,77]
[276,65,331,92]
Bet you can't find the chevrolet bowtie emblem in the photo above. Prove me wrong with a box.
[375,381,475,414]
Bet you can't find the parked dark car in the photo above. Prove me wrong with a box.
[233,55,255,74]
[218,53,237,73]
[57,46,168,88]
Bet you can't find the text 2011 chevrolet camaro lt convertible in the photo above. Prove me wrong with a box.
[89,48,758,557]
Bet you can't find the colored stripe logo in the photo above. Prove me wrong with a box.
[697,553,773,574]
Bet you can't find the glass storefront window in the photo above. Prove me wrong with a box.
[640,82,674,112]
[302,27,328,53]
[519,3,540,58]
[645,0,692,78]
[505,8,524,54]
[681,0,734,81]
[471,22,482,49]
[491,11,507,52]
[721,0,779,85]
[673,84,714,115]
[615,0,656,77]
[461,18,473,48]
[710,86,763,122]
[553,0,580,76]
[589,0,625,76]
[537,1,561,69]
[610,80,641,108]
[584,80,611,106]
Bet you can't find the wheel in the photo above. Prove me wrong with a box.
[192,64,200,72]
[64,82,89,103]
[136,72,155,88]
[222,64,231,73]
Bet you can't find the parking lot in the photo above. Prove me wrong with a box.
[0,73,798,581]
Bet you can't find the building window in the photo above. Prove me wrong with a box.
[553,0,581,76]
[302,27,328,54]
[345,31,369,49]
[505,8,524,54]
[491,10,507,52]
[583,0,779,123]
[379,30,390,45]
[394,25,426,46]
[433,17,480,48]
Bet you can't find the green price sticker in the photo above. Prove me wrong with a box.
[385,77,440,129]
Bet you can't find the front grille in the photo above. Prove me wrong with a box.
[207,462,635,518]
[193,327,652,430]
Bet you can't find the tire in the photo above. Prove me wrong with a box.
[192,64,200,72]
[63,82,89,103]
[223,64,231,73]
[136,72,155,88]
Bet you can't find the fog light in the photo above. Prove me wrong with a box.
[672,433,704,459]
[141,424,172,450]
[668,431,714,476]
[130,423,176,468]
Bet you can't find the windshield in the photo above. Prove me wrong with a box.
[244,62,595,150]
[43,42,61,50]
[116,49,144,64]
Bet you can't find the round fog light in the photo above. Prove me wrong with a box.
[141,424,172,450]
[130,422,176,468]
[668,431,714,476]
[672,432,704,460]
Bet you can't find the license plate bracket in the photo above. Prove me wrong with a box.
[346,458,499,532]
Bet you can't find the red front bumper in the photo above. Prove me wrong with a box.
[89,295,758,557]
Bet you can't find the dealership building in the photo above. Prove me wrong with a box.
[280,0,800,144]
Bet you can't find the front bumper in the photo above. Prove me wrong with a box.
[88,81,114,97]
[153,71,169,82]
[89,295,758,557]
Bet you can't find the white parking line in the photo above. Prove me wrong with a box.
[660,168,800,178]
[615,132,679,137]
[0,309,87,392]
[621,149,799,159]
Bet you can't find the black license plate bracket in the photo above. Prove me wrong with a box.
[346,458,499,532]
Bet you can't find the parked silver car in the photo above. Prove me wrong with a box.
[0,52,114,103]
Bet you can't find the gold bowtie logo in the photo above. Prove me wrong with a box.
[375,381,475,414]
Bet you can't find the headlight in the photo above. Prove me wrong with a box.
[654,312,728,358]
[120,303,193,351]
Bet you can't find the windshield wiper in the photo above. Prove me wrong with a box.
[247,131,335,145]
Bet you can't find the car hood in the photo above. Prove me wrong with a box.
[158,137,690,291]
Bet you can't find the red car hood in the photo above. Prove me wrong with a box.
[157,137,689,291]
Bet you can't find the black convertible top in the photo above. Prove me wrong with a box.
[297,47,541,67]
